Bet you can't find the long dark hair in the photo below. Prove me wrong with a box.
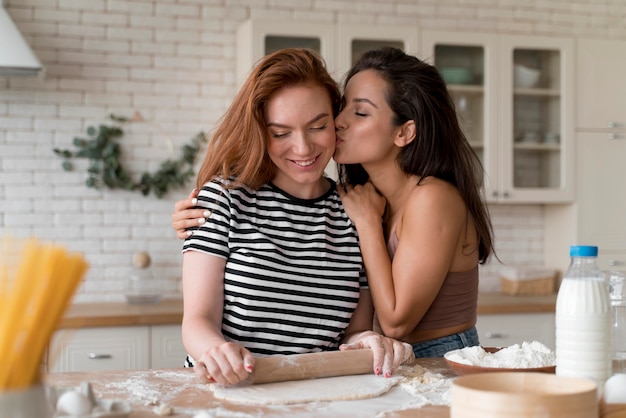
[338,47,494,263]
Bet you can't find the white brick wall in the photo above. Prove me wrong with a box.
[1,0,624,302]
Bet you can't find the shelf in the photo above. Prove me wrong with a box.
[513,142,561,151]
[514,87,560,97]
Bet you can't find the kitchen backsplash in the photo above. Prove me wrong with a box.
[1,0,622,303]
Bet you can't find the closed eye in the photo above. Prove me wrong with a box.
[271,131,290,138]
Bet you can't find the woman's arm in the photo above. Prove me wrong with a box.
[339,289,414,377]
[182,250,255,385]
[339,179,470,340]
[172,189,210,239]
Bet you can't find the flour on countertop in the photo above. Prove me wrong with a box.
[445,341,555,367]
[97,365,453,417]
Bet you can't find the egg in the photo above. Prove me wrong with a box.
[56,390,93,416]
[603,373,626,404]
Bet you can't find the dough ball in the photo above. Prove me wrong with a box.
[603,373,626,403]
[56,390,93,416]
[133,251,151,268]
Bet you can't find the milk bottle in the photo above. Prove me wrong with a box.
[555,245,611,385]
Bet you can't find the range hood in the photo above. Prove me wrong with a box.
[0,1,42,77]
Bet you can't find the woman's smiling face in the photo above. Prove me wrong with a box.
[334,69,401,167]
[265,83,336,198]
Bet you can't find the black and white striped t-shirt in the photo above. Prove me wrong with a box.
[182,177,366,357]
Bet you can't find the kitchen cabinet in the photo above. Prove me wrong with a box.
[236,20,337,84]
[421,31,574,203]
[576,38,626,133]
[576,131,626,270]
[48,325,185,372]
[477,313,555,350]
[151,324,187,369]
[544,38,626,273]
[575,38,626,270]
[236,19,419,85]
[335,24,419,77]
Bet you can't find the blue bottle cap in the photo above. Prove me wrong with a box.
[570,245,598,257]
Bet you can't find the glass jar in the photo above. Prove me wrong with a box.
[607,270,626,373]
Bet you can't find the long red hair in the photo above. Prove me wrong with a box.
[196,48,341,190]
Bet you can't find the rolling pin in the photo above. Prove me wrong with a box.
[249,349,375,384]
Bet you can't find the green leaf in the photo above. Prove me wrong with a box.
[86,177,97,188]
[54,118,204,199]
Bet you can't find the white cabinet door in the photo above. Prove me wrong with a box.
[576,38,626,132]
[477,313,555,350]
[150,325,186,369]
[48,326,150,373]
[577,131,626,269]
[421,31,574,204]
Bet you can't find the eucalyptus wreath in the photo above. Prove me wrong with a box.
[53,114,206,198]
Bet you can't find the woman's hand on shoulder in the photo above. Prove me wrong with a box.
[193,342,256,386]
[172,189,208,239]
[337,182,386,228]
[339,331,414,378]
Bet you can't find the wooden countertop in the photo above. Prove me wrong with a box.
[59,293,556,329]
[59,299,183,329]
[477,292,556,314]
[44,358,454,418]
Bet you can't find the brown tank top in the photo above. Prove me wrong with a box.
[386,231,478,330]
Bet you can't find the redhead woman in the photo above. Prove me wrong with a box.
[180,48,412,386]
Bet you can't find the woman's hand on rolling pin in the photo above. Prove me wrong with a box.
[339,331,414,378]
[172,189,208,239]
[193,342,256,385]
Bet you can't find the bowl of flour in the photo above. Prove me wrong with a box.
[444,341,556,376]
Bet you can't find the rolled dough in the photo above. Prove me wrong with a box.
[212,374,403,405]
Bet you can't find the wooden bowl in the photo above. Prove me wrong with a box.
[444,347,556,376]
[451,372,597,418]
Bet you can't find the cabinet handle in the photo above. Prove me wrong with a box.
[492,191,498,198]
[485,332,508,339]
[608,133,624,140]
[502,191,510,198]
[88,353,112,360]
[608,259,624,266]
[607,122,624,129]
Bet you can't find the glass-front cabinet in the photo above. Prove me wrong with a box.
[422,31,574,203]
[335,24,419,80]
[236,20,337,84]
[236,20,419,87]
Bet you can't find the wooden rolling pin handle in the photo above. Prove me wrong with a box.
[249,349,374,385]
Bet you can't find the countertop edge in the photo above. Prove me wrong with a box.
[58,293,557,329]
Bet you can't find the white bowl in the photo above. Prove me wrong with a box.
[124,275,176,304]
[514,64,541,88]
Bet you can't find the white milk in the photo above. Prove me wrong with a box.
[556,276,611,383]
